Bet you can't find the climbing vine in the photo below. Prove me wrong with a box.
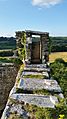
[18,32,26,61]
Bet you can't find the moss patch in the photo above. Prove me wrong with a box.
[16,88,57,95]
[23,74,48,79]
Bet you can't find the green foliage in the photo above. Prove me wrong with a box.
[16,88,50,95]
[56,99,67,117]
[18,48,25,61]
[12,57,22,64]
[0,57,22,64]
[21,32,26,44]
[35,108,46,119]
[33,89,50,95]
[55,58,65,64]
[8,114,23,119]
[50,37,67,52]
[18,32,26,61]
[50,58,67,97]
[0,37,16,50]
[24,104,58,119]
[23,74,46,79]
[50,58,67,119]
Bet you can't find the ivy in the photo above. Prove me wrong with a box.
[18,32,26,61]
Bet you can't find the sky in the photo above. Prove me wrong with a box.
[0,0,67,37]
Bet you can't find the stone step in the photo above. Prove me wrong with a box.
[10,94,58,108]
[17,78,61,92]
[22,71,49,78]
[25,64,47,68]
[24,67,50,72]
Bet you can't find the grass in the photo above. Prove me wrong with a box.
[16,88,50,95]
[49,52,67,63]
[23,74,46,79]
[0,57,22,64]
[16,88,59,96]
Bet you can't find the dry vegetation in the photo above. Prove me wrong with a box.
[49,52,67,63]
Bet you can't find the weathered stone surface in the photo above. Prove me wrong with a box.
[18,78,61,92]
[24,67,50,72]
[50,95,58,105]
[10,94,58,108]
[1,102,28,119]
[9,104,24,114]
[22,71,49,78]
[0,63,19,117]
[26,64,47,68]
[58,93,64,99]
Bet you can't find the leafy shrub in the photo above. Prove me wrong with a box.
[50,58,67,118]
[55,58,65,64]
[50,58,67,97]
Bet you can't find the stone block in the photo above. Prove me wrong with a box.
[10,94,56,108]
[17,78,61,93]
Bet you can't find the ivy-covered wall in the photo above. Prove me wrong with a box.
[16,31,26,61]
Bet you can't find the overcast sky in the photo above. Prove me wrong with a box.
[0,0,67,37]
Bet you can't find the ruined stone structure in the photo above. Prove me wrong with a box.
[16,30,49,64]
[1,63,63,119]
[1,30,64,119]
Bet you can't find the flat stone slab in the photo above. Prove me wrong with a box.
[18,78,61,92]
[10,94,58,108]
[24,67,50,72]
[22,71,49,77]
[26,64,47,68]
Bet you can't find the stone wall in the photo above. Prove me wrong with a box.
[41,34,49,63]
[26,33,49,64]
[0,63,19,117]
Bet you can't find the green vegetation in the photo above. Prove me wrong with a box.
[16,88,50,95]
[16,58,67,118]
[50,37,67,52]
[18,47,25,61]
[0,57,22,64]
[23,74,46,79]
[8,98,67,119]
[8,114,23,119]
[17,32,26,61]
[0,36,67,52]
[50,58,67,119]
[50,58,67,98]
[0,37,16,50]
[24,103,67,119]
